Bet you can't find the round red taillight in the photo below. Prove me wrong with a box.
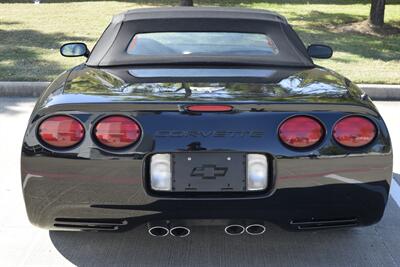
[333,116,376,147]
[279,116,324,148]
[38,115,84,148]
[94,116,141,149]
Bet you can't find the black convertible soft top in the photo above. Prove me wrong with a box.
[86,7,314,68]
[114,7,288,23]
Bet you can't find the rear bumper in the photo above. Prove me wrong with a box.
[21,152,392,231]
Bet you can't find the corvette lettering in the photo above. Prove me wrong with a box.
[155,130,264,138]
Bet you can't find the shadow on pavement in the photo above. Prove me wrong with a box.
[49,220,397,267]
[48,174,400,266]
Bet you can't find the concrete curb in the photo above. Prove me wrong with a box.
[357,84,400,101]
[0,81,400,100]
[0,82,50,97]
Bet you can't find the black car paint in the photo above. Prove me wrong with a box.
[21,65,392,231]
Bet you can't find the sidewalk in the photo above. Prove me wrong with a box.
[0,81,400,100]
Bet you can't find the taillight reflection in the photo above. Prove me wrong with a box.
[333,116,376,147]
[94,116,141,149]
[38,115,84,148]
[279,116,324,148]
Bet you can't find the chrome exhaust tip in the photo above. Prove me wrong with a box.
[245,224,266,235]
[224,224,245,236]
[148,226,169,237]
[170,226,190,237]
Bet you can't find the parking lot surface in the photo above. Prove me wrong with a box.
[0,98,399,267]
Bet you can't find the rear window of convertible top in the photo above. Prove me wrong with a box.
[126,32,279,56]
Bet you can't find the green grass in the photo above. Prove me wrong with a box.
[0,1,399,83]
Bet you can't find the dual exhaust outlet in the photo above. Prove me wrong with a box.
[148,223,190,237]
[225,223,266,236]
[148,222,266,237]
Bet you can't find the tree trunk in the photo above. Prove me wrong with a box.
[180,0,194,6]
[369,0,386,27]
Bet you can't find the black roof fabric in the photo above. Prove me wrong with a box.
[86,7,313,68]
[113,7,287,24]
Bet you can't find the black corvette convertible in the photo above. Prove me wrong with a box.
[22,7,392,236]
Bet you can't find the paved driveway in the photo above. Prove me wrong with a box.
[0,98,399,267]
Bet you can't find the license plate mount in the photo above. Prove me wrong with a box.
[172,153,246,192]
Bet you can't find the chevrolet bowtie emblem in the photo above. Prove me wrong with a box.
[191,165,228,179]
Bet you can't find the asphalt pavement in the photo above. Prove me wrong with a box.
[0,98,399,267]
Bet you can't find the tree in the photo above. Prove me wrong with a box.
[180,0,194,6]
[369,0,386,27]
